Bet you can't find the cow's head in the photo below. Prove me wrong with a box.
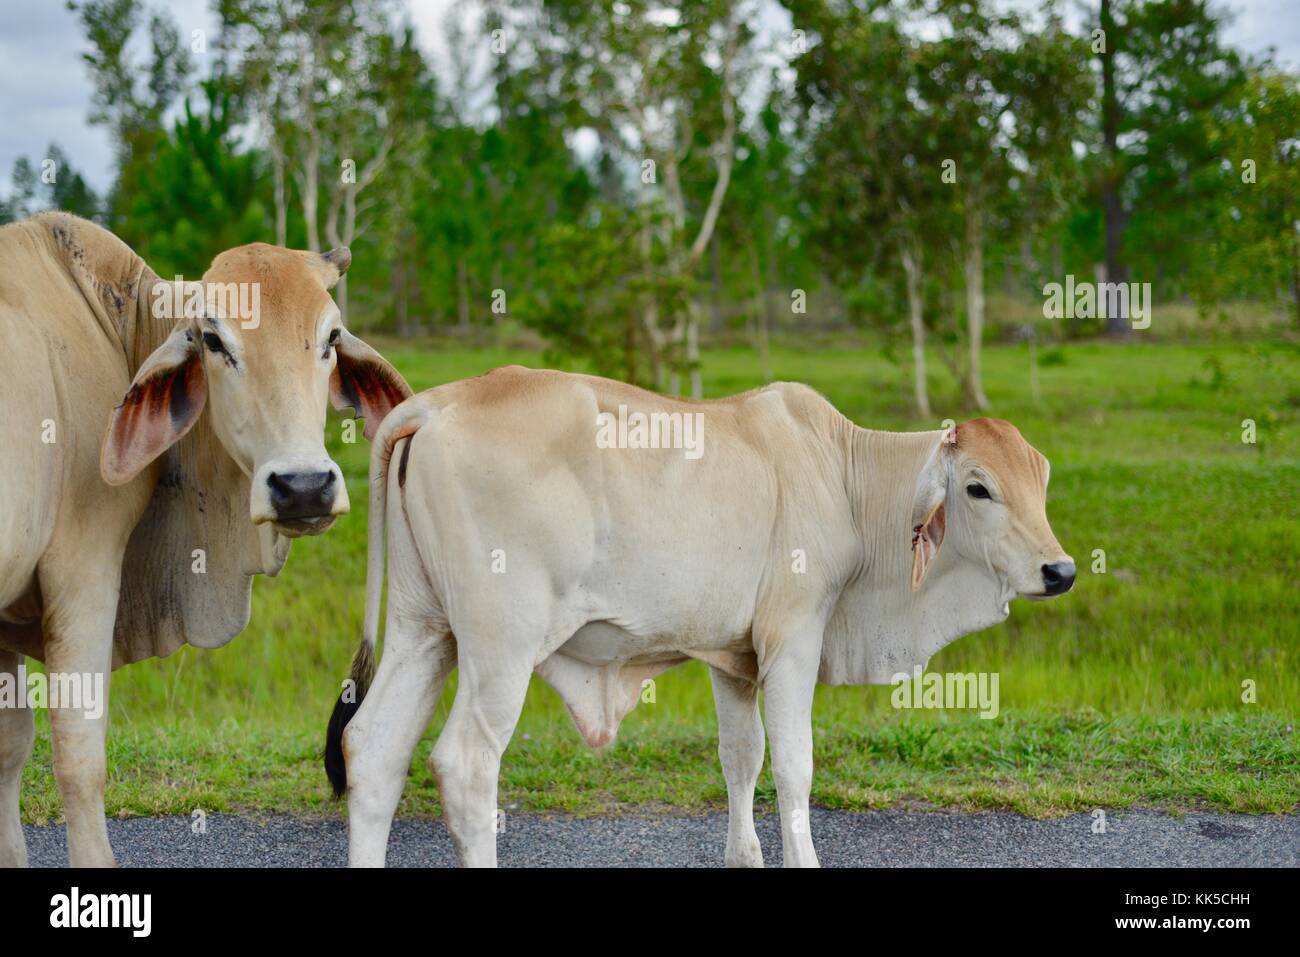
[909,418,1074,598]
[101,244,409,537]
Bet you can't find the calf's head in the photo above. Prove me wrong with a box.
[101,244,409,537]
[910,418,1074,599]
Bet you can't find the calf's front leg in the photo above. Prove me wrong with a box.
[762,649,820,868]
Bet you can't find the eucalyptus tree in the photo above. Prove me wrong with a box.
[217,0,428,319]
[537,0,753,397]
[1090,0,1246,333]
[791,0,955,416]
[69,0,193,229]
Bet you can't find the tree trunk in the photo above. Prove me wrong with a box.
[710,230,723,332]
[1100,0,1129,336]
[964,198,990,410]
[1290,215,1300,330]
[456,254,470,332]
[639,212,665,389]
[296,44,322,253]
[750,252,772,384]
[900,242,932,418]
[394,255,407,337]
[686,301,703,399]
[270,137,287,247]
[300,157,320,253]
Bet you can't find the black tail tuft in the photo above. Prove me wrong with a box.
[323,641,376,798]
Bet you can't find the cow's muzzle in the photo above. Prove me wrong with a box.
[1040,561,1076,596]
[269,470,336,519]
[251,458,350,536]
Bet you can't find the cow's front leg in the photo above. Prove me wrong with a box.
[0,648,36,867]
[42,583,118,868]
[763,647,820,868]
[710,667,765,867]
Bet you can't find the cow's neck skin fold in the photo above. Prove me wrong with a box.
[818,426,1012,686]
[114,277,290,665]
[34,215,289,666]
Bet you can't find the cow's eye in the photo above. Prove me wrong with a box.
[202,332,227,355]
[966,482,991,500]
[323,328,341,359]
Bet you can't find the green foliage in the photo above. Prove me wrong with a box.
[517,206,650,382]
[0,146,100,225]
[58,0,1300,364]
[115,82,268,277]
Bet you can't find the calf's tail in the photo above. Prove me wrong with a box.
[324,402,429,798]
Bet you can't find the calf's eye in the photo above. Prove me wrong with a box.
[202,332,227,355]
[966,482,991,500]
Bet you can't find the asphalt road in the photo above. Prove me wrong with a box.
[23,808,1298,867]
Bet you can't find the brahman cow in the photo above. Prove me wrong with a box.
[325,366,1074,867]
[0,213,409,866]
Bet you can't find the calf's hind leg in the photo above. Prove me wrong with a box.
[710,667,765,868]
[344,622,454,868]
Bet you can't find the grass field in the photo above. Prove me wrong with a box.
[20,332,1300,822]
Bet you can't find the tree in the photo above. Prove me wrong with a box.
[217,0,430,319]
[539,0,750,396]
[722,84,805,383]
[114,81,268,277]
[70,0,193,228]
[46,144,103,221]
[1090,0,1246,334]
[0,146,100,225]
[793,0,933,414]
[1197,66,1300,326]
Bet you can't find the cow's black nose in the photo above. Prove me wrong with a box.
[268,471,336,520]
[1041,561,1076,596]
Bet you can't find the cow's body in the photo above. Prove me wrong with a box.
[332,365,1073,867]
[0,213,407,867]
[0,216,181,868]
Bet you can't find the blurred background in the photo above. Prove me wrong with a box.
[3,0,1296,820]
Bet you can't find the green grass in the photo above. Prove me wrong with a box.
[20,334,1300,821]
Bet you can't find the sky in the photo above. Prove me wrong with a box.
[1,0,1297,197]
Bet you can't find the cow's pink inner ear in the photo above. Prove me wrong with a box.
[101,356,207,486]
[910,503,946,592]
[329,336,411,440]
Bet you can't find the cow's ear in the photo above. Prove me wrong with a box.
[909,428,956,591]
[329,329,411,440]
[101,325,207,486]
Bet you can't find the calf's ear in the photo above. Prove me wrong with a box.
[101,324,207,486]
[329,329,412,440]
[909,428,956,591]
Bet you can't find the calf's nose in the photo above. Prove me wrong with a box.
[267,470,336,520]
[1041,561,1076,596]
